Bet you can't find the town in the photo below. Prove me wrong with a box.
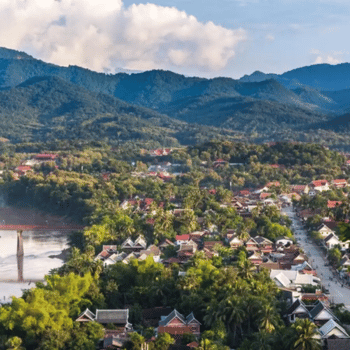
[1,141,350,350]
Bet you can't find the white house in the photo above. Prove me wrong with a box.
[318,319,349,339]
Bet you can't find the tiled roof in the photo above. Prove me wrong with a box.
[327,201,342,208]
[286,299,308,315]
[319,319,349,338]
[311,180,328,187]
[159,309,185,326]
[96,309,129,324]
[327,339,350,350]
[76,308,96,321]
[176,234,190,241]
[309,301,336,320]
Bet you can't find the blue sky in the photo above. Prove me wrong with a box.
[122,0,349,77]
[0,0,348,78]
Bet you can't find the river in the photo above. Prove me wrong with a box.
[0,207,76,303]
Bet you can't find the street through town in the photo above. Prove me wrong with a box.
[283,206,350,311]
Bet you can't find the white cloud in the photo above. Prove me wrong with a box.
[265,34,275,42]
[314,55,341,64]
[311,49,343,65]
[0,0,246,73]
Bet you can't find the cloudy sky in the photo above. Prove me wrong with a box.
[0,0,349,78]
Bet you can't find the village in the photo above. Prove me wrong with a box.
[2,142,350,350]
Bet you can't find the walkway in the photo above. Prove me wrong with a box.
[283,206,350,310]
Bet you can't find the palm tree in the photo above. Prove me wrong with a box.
[257,302,279,333]
[6,337,25,350]
[250,331,273,350]
[292,319,322,350]
[238,258,256,280]
[220,296,246,339]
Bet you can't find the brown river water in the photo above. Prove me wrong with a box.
[0,207,77,303]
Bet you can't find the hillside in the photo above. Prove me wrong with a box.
[0,76,242,145]
[240,63,350,91]
[1,47,350,145]
[159,94,330,132]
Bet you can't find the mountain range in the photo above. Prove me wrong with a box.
[0,47,350,146]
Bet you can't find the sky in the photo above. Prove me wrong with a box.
[0,0,349,78]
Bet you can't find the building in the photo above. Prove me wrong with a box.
[157,309,201,340]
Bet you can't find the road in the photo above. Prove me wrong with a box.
[283,206,350,310]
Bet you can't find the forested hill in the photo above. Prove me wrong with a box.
[239,63,350,91]
[0,76,243,145]
[1,47,350,145]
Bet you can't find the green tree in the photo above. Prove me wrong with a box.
[154,333,175,350]
[292,319,321,350]
[6,337,25,350]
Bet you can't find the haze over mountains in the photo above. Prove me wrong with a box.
[0,47,350,145]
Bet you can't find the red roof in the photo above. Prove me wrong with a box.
[239,190,250,196]
[214,159,226,163]
[333,179,347,183]
[208,189,216,194]
[266,181,280,187]
[260,192,272,199]
[176,234,190,241]
[146,218,155,225]
[311,180,328,187]
[187,342,199,348]
[270,164,280,168]
[144,198,154,205]
[16,165,32,172]
[327,200,342,209]
[35,153,58,159]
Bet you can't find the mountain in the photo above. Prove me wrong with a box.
[1,47,350,145]
[160,94,330,133]
[240,63,350,91]
[0,76,242,145]
[316,113,350,132]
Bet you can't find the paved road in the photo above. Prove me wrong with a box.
[283,206,350,310]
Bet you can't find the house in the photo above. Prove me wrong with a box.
[157,309,201,339]
[332,179,348,188]
[248,252,263,265]
[318,319,349,339]
[177,240,198,260]
[228,236,244,249]
[324,233,341,250]
[327,201,342,209]
[340,255,350,270]
[176,234,190,246]
[309,301,338,326]
[270,270,321,288]
[34,153,58,161]
[291,261,313,272]
[286,299,310,323]
[317,223,336,238]
[76,308,133,331]
[275,236,294,247]
[291,185,309,195]
[245,237,259,251]
[139,245,162,263]
[15,165,32,176]
[121,236,147,252]
[254,236,274,253]
[266,181,280,188]
[309,180,329,192]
